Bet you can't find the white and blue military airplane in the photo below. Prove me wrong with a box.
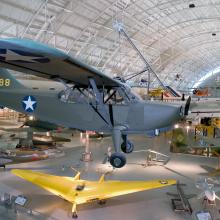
[0,38,190,168]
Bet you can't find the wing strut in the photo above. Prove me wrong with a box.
[114,22,167,94]
[88,78,112,127]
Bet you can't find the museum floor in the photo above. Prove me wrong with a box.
[0,127,220,220]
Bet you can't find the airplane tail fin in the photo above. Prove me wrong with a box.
[71,167,81,180]
[73,172,81,180]
[0,68,25,89]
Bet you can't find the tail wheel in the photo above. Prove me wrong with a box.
[98,200,106,205]
[72,212,78,219]
[109,152,126,168]
[121,140,134,153]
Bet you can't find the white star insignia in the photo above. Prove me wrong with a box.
[23,96,36,111]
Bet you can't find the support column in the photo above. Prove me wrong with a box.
[81,132,92,162]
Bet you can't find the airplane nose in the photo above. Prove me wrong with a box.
[166,105,183,122]
[144,104,182,130]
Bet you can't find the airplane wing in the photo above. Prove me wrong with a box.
[11,169,78,203]
[0,127,44,133]
[0,38,121,88]
[83,179,176,203]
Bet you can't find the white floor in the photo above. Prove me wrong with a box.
[0,129,220,220]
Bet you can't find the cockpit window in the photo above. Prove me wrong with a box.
[75,184,85,191]
[58,86,139,105]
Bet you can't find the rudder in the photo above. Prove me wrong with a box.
[0,68,25,89]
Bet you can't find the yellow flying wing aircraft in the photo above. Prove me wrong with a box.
[11,169,176,218]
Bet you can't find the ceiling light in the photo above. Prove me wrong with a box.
[174,124,179,129]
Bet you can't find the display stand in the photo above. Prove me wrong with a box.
[81,139,93,162]
[81,152,93,162]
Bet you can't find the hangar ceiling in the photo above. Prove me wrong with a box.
[0,0,219,89]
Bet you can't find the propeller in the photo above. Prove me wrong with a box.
[184,96,191,116]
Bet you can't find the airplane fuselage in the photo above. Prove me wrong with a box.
[0,87,182,134]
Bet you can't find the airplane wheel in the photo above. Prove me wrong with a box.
[72,212,78,218]
[121,140,134,154]
[98,200,106,205]
[110,152,126,168]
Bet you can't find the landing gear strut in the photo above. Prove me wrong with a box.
[109,127,128,168]
[72,203,78,218]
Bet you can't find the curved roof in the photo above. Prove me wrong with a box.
[0,0,219,89]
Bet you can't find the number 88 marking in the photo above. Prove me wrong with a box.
[0,78,10,86]
[5,79,10,86]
